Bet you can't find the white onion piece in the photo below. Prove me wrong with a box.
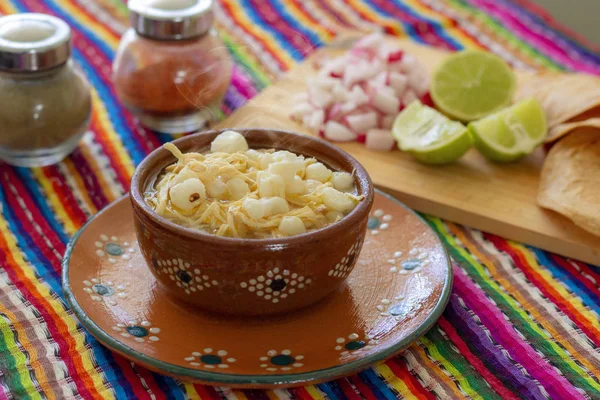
[324,121,357,142]
[345,112,378,133]
[366,129,395,151]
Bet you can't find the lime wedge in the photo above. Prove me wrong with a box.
[469,98,547,162]
[430,50,516,121]
[392,101,473,164]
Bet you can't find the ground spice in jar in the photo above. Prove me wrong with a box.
[112,0,233,133]
[0,14,91,167]
[113,29,231,116]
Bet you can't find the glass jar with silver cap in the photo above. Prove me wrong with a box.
[113,0,233,134]
[0,13,91,167]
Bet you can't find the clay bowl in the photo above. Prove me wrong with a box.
[130,129,374,316]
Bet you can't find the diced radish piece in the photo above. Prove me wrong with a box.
[366,129,395,151]
[309,87,334,108]
[303,109,325,133]
[381,115,395,129]
[357,133,366,143]
[371,90,400,115]
[401,90,418,106]
[380,85,396,98]
[387,50,404,63]
[332,83,349,102]
[412,76,430,97]
[291,102,314,120]
[399,54,418,74]
[314,76,340,90]
[327,103,344,121]
[324,121,357,142]
[372,71,387,87]
[349,47,375,61]
[389,72,408,96]
[318,56,346,77]
[345,112,378,133]
[343,65,365,87]
[348,85,369,105]
[354,33,385,51]
[420,92,434,108]
[340,101,357,114]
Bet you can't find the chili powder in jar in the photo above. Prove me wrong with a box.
[112,0,232,133]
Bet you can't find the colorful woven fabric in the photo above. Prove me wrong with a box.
[0,0,598,398]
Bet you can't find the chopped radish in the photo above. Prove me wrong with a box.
[399,54,418,73]
[331,86,348,104]
[340,101,358,114]
[421,92,434,107]
[389,72,408,96]
[355,33,385,50]
[349,85,369,105]
[366,129,395,151]
[324,121,357,142]
[291,32,428,152]
[309,87,334,108]
[401,90,418,106]
[303,109,325,132]
[381,115,395,129]
[346,112,378,133]
[371,71,387,87]
[387,50,404,63]
[371,90,400,115]
[291,102,314,120]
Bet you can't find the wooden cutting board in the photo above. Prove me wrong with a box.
[215,38,600,266]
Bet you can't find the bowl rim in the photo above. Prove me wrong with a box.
[130,128,374,246]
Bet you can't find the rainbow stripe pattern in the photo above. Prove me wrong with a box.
[0,0,599,398]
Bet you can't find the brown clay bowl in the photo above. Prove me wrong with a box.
[130,129,374,316]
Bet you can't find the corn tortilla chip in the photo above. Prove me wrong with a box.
[516,72,600,142]
[547,118,600,144]
[538,127,600,236]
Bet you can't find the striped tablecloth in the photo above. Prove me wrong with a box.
[0,0,599,399]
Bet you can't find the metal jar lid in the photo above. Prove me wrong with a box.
[129,0,214,40]
[0,13,71,72]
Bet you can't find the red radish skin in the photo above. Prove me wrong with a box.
[357,134,366,143]
[421,92,434,108]
[388,50,404,63]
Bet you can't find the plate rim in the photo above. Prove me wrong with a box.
[62,189,453,387]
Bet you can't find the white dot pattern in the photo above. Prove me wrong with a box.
[155,258,217,294]
[328,237,364,279]
[240,269,311,303]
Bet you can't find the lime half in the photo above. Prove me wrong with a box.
[431,50,516,121]
[469,98,547,162]
[392,101,473,164]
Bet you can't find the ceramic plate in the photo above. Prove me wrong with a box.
[63,189,452,388]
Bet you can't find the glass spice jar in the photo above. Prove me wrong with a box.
[0,13,91,167]
[112,0,233,134]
